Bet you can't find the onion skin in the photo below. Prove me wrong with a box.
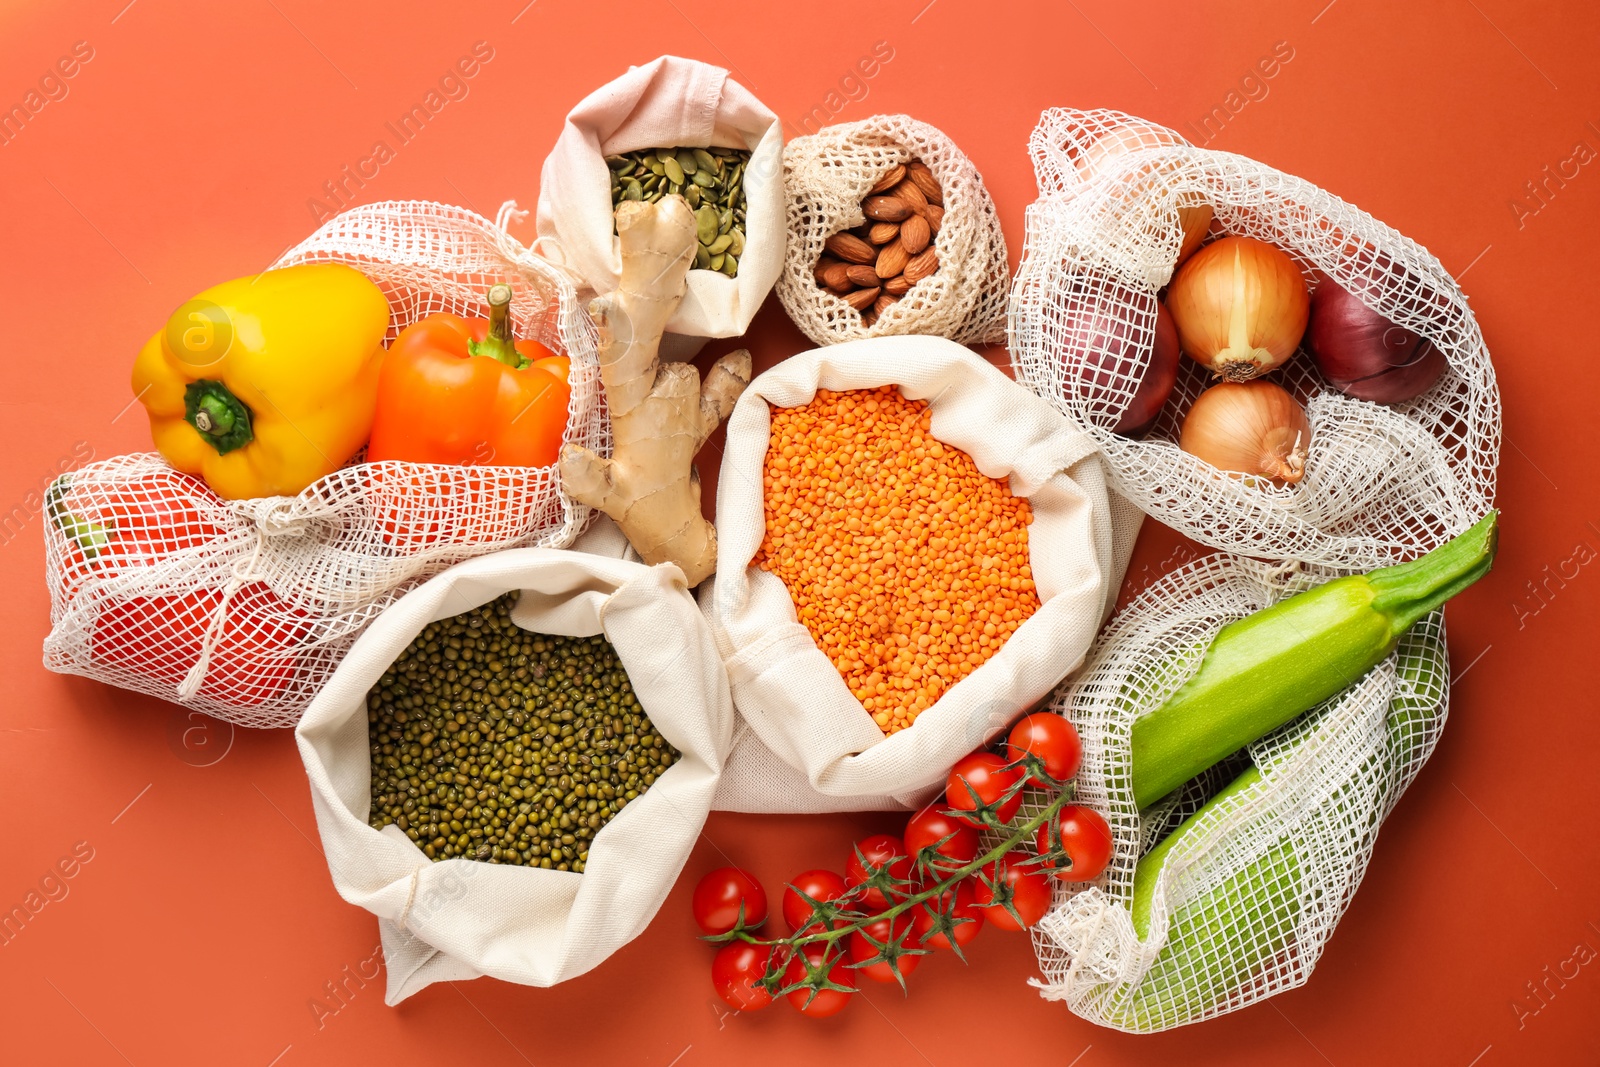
[1306,280,1447,404]
[1180,380,1311,486]
[1075,128,1212,266]
[1062,283,1179,437]
[1167,237,1310,382]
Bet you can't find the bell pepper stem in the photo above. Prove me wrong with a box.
[183,379,255,455]
[467,284,525,367]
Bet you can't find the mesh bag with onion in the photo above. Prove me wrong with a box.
[42,201,605,729]
[1008,108,1500,568]
[1023,552,1449,1031]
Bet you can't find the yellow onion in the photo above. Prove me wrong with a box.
[1167,236,1309,381]
[1075,127,1214,265]
[1180,380,1310,486]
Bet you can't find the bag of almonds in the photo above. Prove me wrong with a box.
[535,55,785,340]
[776,115,1010,346]
[700,337,1144,811]
[296,547,734,1002]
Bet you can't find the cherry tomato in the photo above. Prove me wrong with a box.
[848,914,922,984]
[691,867,768,935]
[1006,713,1083,784]
[845,834,914,910]
[710,942,775,1012]
[904,805,979,875]
[912,879,985,951]
[784,944,854,1018]
[1034,805,1114,882]
[944,752,1024,827]
[972,851,1053,931]
[782,869,849,934]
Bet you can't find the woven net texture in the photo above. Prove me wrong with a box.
[1009,108,1500,569]
[1025,552,1449,1031]
[777,114,1009,347]
[43,201,605,729]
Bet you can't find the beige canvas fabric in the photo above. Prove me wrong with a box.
[535,55,785,340]
[296,547,734,1003]
[701,336,1135,810]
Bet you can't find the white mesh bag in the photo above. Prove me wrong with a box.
[1028,552,1449,1031]
[42,200,605,729]
[295,547,733,1003]
[1009,108,1500,568]
[535,55,785,340]
[777,115,1009,346]
[701,336,1143,811]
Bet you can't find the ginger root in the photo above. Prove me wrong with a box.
[559,195,751,586]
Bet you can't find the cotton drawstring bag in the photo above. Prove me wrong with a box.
[535,55,785,341]
[701,336,1142,811]
[777,115,1010,347]
[43,200,605,728]
[1008,107,1500,569]
[1028,551,1450,1031]
[296,547,734,1003]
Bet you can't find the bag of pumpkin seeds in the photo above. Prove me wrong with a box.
[535,54,785,341]
[296,547,734,1002]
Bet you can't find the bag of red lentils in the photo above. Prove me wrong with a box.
[701,336,1142,811]
[296,547,734,1002]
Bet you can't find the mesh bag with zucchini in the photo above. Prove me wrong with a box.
[1009,108,1500,569]
[1028,515,1495,1031]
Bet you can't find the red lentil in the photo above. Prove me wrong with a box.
[756,386,1041,735]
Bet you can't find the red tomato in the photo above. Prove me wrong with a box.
[710,942,775,1012]
[904,805,979,875]
[912,879,985,951]
[1006,713,1083,784]
[1034,805,1114,882]
[844,834,913,910]
[781,869,849,934]
[848,914,922,984]
[784,945,854,1018]
[944,752,1024,827]
[691,867,768,935]
[973,851,1053,931]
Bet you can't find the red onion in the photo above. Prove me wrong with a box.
[1306,279,1446,404]
[1063,282,1179,437]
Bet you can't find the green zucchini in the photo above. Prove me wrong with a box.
[1129,512,1497,807]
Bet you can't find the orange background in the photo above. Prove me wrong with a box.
[2,1,1597,1064]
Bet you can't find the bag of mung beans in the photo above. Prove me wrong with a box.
[296,547,734,1002]
[535,54,785,340]
[700,336,1143,812]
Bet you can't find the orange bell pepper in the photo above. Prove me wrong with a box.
[367,284,571,467]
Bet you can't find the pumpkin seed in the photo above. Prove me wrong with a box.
[608,145,753,277]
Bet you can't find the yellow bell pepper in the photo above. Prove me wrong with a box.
[132,263,389,499]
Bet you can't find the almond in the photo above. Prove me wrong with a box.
[903,247,939,283]
[867,221,901,245]
[818,261,852,292]
[872,293,899,317]
[861,310,878,328]
[863,196,911,222]
[813,256,842,284]
[845,264,881,288]
[899,213,931,255]
[875,238,910,279]
[843,286,880,311]
[924,203,944,234]
[883,274,912,296]
[892,179,928,212]
[824,232,876,265]
[907,165,943,206]
[869,164,907,194]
